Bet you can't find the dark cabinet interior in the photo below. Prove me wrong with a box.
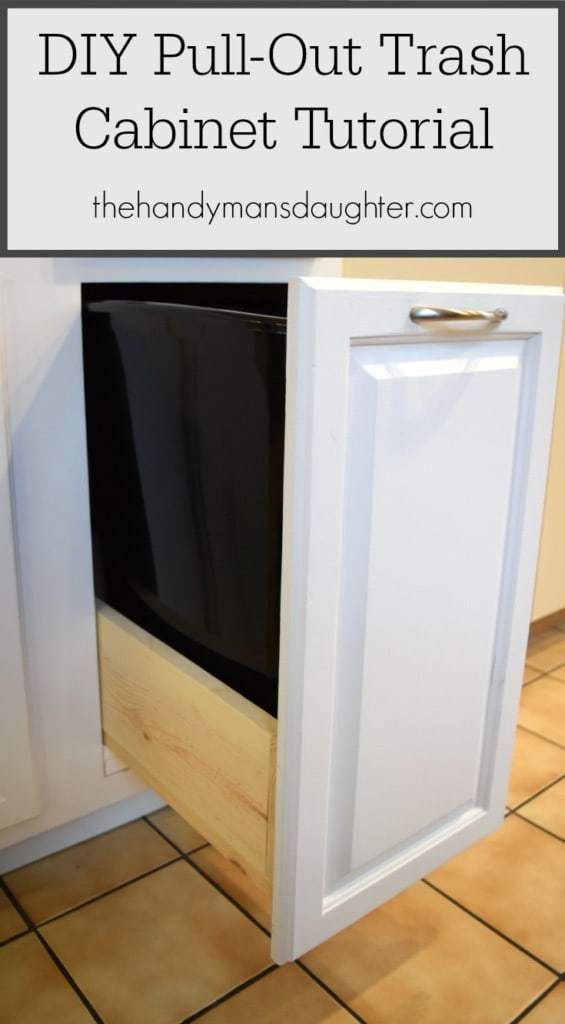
[82,282,288,716]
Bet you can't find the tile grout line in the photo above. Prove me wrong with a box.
[0,926,29,950]
[508,772,565,815]
[184,853,272,938]
[0,875,46,932]
[2,814,278,1018]
[154,825,369,1022]
[515,724,565,752]
[19,815,366,1024]
[142,814,184,852]
[33,932,107,1024]
[2,799,561,1022]
[1,815,172,877]
[522,661,556,686]
[182,843,370,1022]
[147,819,370,1022]
[143,816,273,939]
[524,662,565,682]
[184,842,211,856]
[2,835,355,1024]
[3,855,183,930]
[4,791,560,1024]
[0,815,193,944]
[513,813,564,844]
[297,960,368,1023]
[178,964,280,1023]
[543,667,565,681]
[525,661,565,675]
[423,879,561,977]
[507,977,562,1024]
[142,814,210,858]
[525,641,565,676]
[0,878,105,1024]
[2,844,282,1024]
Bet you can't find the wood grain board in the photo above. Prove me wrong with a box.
[97,603,276,887]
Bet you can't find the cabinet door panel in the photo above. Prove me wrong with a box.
[272,279,562,962]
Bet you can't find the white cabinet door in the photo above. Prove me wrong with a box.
[272,278,563,962]
[0,362,39,830]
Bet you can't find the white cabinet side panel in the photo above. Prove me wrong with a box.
[0,349,39,829]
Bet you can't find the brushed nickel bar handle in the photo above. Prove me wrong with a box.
[410,305,508,325]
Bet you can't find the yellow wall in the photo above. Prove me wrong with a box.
[343,259,565,621]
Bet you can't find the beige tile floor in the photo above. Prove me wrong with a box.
[1,629,564,1024]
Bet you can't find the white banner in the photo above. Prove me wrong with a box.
[6,6,559,252]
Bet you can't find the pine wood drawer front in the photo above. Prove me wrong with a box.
[97,603,277,886]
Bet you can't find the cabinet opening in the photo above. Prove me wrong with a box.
[82,282,288,717]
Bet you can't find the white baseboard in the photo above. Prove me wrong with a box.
[0,790,165,874]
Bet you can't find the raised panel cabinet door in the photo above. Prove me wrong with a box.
[0,359,39,830]
[272,278,563,962]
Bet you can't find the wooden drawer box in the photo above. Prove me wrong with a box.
[98,603,276,891]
